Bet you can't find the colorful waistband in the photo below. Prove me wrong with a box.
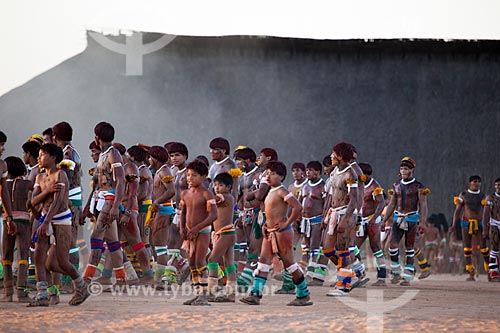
[394,212,419,223]
[69,186,82,207]
[139,200,153,213]
[159,205,175,215]
[302,215,322,224]
[278,225,293,232]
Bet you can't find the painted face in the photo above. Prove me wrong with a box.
[399,166,413,180]
[331,151,340,167]
[266,169,283,187]
[469,179,481,191]
[43,134,53,144]
[0,142,5,158]
[258,153,269,167]
[90,148,101,163]
[209,148,225,162]
[169,152,187,168]
[306,168,320,181]
[494,182,500,194]
[38,149,55,169]
[235,158,247,171]
[214,180,230,195]
[291,168,304,181]
[187,169,204,188]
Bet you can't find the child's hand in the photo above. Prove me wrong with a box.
[179,226,187,240]
[262,224,269,239]
[337,216,347,233]
[215,194,225,204]
[187,227,199,240]
[6,218,17,236]
[37,221,50,237]
[45,183,64,194]
[151,201,160,213]
[108,206,120,224]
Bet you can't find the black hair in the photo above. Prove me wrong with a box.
[469,175,482,183]
[195,155,210,167]
[5,156,26,178]
[358,163,373,176]
[94,122,115,142]
[260,148,278,161]
[40,143,63,164]
[22,141,41,158]
[0,131,6,143]
[234,147,256,162]
[42,128,53,136]
[187,160,208,176]
[214,172,233,188]
[209,137,230,154]
[127,145,148,163]
[267,161,287,180]
[167,142,189,158]
[306,161,322,173]
[322,155,332,167]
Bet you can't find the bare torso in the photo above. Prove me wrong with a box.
[362,178,382,217]
[460,190,485,220]
[214,193,235,232]
[264,185,288,227]
[183,186,213,230]
[487,193,500,220]
[301,178,325,217]
[331,166,357,208]
[37,170,69,214]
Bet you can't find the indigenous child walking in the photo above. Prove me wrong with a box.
[207,172,237,302]
[1,156,32,303]
[180,160,218,306]
[30,144,90,306]
[240,161,312,306]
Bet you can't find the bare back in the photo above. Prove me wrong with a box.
[7,178,33,211]
[137,164,153,202]
[96,146,121,191]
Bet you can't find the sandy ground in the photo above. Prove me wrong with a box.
[0,272,499,333]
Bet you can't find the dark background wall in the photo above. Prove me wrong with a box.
[1,33,500,221]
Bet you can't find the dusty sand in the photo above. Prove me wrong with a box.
[1,272,499,333]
